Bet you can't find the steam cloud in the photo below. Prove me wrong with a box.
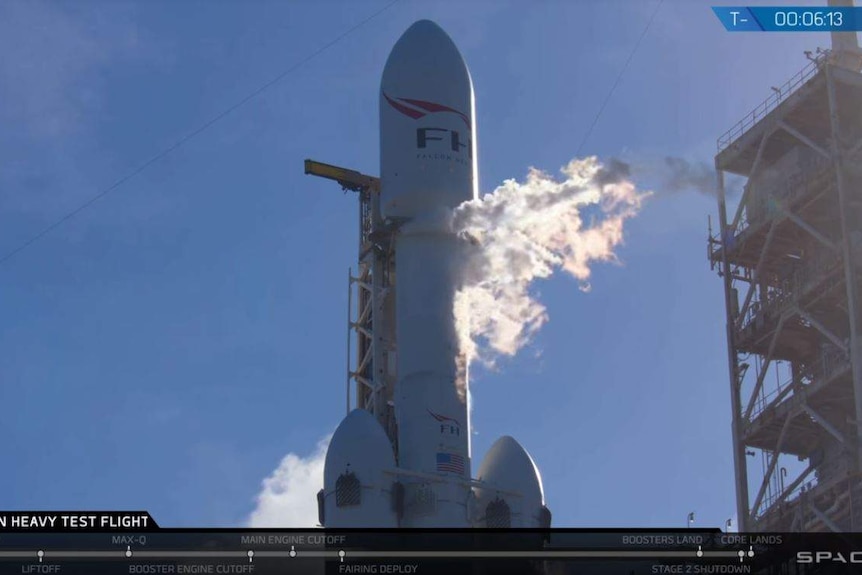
[638,156,743,197]
[246,436,330,528]
[658,157,718,196]
[452,156,648,367]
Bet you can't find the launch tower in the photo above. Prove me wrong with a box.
[709,16,862,531]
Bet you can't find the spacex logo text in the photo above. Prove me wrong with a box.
[797,551,862,563]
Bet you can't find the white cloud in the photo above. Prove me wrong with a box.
[246,436,330,528]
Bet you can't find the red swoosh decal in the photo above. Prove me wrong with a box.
[384,93,471,129]
[384,93,425,119]
[427,409,461,427]
[399,97,470,127]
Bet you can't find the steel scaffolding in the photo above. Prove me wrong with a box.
[709,50,862,531]
[303,160,399,455]
[349,182,399,454]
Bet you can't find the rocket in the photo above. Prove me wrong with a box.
[317,20,551,528]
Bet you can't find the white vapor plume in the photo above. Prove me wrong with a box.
[452,156,648,366]
[658,157,718,196]
[631,155,745,198]
[246,436,330,528]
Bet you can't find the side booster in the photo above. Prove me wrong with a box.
[319,20,550,529]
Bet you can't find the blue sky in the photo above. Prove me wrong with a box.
[0,0,841,528]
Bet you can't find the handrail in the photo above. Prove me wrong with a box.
[717,51,830,153]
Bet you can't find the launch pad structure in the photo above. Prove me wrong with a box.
[708,38,862,531]
[303,159,399,454]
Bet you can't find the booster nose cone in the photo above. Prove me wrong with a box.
[321,409,398,527]
[380,20,477,218]
[473,436,546,527]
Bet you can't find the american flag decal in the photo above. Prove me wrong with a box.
[436,452,465,474]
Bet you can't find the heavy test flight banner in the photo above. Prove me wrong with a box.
[0,512,859,574]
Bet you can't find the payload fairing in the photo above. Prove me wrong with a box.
[317,20,550,528]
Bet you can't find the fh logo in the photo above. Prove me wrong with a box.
[384,92,472,160]
[416,128,472,158]
[428,409,461,436]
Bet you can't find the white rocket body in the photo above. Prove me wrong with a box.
[381,19,475,527]
[320,20,549,529]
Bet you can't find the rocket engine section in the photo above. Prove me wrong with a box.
[319,409,398,527]
[473,436,551,528]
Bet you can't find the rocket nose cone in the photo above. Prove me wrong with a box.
[381,19,471,94]
[379,19,477,218]
[400,19,451,44]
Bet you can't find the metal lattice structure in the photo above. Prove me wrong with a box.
[302,160,399,454]
[709,48,862,531]
[349,183,399,453]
